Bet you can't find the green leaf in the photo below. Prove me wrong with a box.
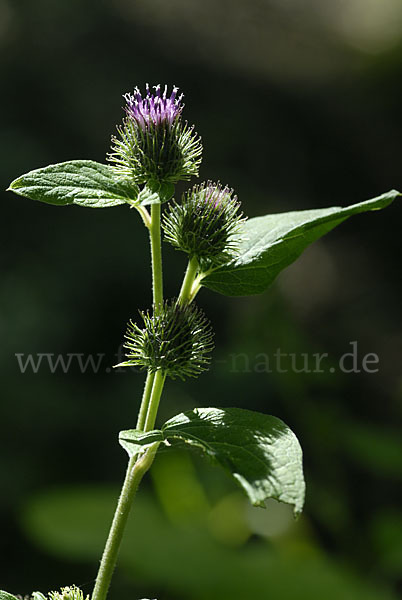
[7,160,139,208]
[201,190,400,296]
[119,407,305,515]
[119,429,164,454]
[0,592,20,600]
[138,180,175,206]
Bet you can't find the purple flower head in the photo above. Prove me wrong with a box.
[110,84,202,183]
[124,84,184,130]
[201,182,235,210]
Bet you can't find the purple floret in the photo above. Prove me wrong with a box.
[203,182,235,209]
[124,84,183,129]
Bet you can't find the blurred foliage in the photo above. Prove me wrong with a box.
[18,452,398,600]
[1,0,401,599]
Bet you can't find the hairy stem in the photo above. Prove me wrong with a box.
[91,444,159,600]
[135,204,151,229]
[92,199,166,600]
[189,277,203,303]
[136,371,155,430]
[150,203,163,312]
[91,372,166,600]
[178,255,199,306]
[137,199,164,430]
[144,370,167,432]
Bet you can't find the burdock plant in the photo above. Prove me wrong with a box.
[4,84,400,600]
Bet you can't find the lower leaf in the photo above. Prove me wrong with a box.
[120,406,305,516]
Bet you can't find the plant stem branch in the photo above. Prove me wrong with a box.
[137,199,164,430]
[150,203,163,312]
[143,370,167,432]
[91,443,159,600]
[136,371,155,430]
[189,278,202,303]
[135,204,151,229]
[178,256,199,306]
[92,370,166,600]
[93,198,166,600]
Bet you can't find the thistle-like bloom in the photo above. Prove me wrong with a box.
[118,300,214,380]
[162,181,246,269]
[109,84,202,185]
[125,84,183,129]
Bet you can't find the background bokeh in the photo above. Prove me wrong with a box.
[1,1,402,599]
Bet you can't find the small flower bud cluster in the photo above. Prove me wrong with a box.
[162,181,245,269]
[119,300,214,380]
[113,85,248,381]
[109,84,202,185]
[32,587,89,600]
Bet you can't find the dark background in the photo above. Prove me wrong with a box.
[1,1,401,599]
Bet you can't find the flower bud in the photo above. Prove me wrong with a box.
[118,300,214,380]
[47,587,88,600]
[162,181,245,269]
[109,84,202,185]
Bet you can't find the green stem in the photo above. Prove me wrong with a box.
[93,196,168,600]
[135,204,151,229]
[92,371,166,600]
[150,203,163,312]
[144,370,167,432]
[136,371,155,431]
[91,444,158,600]
[137,200,164,430]
[189,277,203,303]
[178,255,199,306]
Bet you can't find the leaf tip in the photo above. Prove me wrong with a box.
[6,179,19,192]
[292,506,303,520]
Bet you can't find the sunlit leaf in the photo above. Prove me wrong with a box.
[120,407,305,515]
[8,160,138,208]
[201,190,400,295]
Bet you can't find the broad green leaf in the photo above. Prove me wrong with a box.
[8,160,139,208]
[0,592,19,600]
[138,181,175,206]
[201,190,400,296]
[119,407,305,515]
